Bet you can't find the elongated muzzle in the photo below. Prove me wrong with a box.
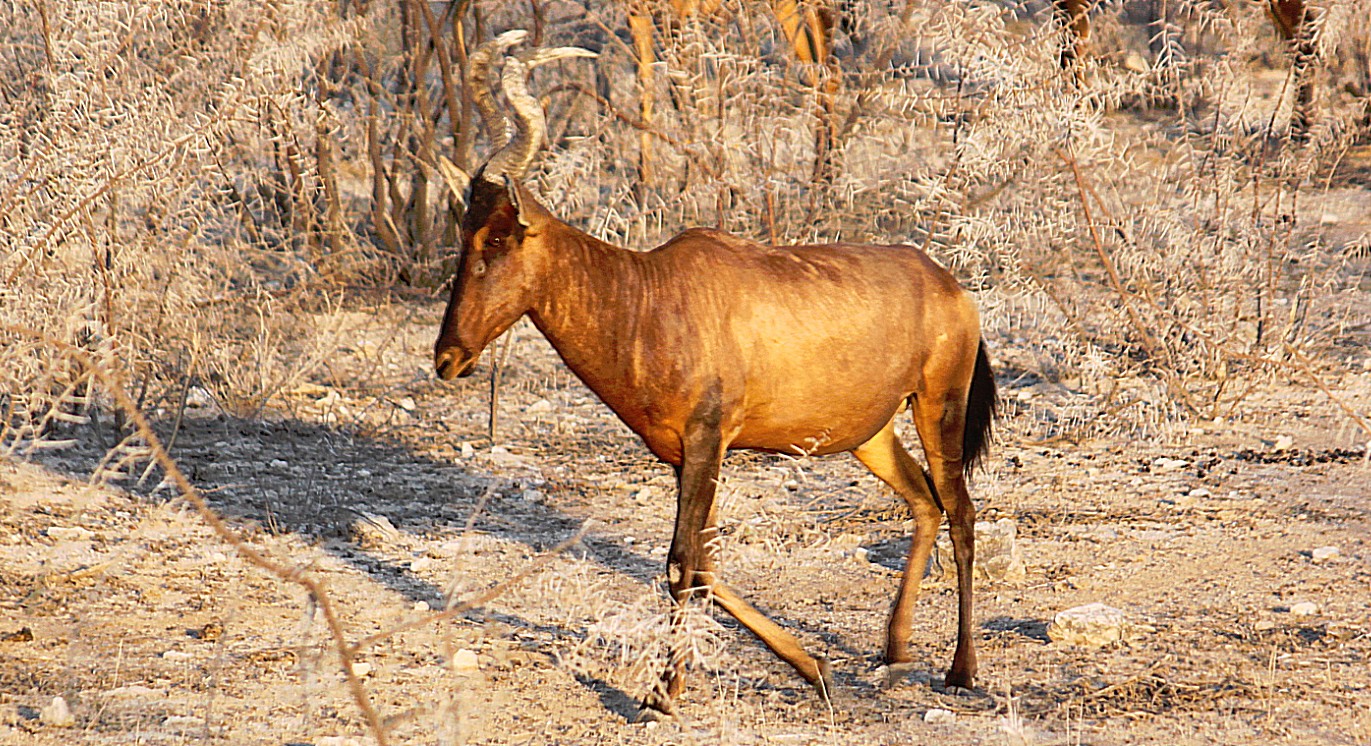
[434,346,480,380]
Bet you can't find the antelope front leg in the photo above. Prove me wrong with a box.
[638,419,726,719]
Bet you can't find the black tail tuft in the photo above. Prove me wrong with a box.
[962,340,997,477]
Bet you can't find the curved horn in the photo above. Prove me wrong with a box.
[519,46,599,69]
[481,46,599,184]
[481,56,544,182]
[467,29,529,150]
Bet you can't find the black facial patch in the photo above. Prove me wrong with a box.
[463,175,522,257]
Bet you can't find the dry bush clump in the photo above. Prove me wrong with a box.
[5,0,1370,447]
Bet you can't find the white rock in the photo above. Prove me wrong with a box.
[413,601,431,612]
[1047,603,1131,647]
[1152,458,1189,472]
[527,398,554,414]
[1289,601,1319,616]
[46,526,94,541]
[162,650,195,661]
[1187,488,1212,498]
[461,442,475,459]
[409,557,437,573]
[1273,435,1295,451]
[162,715,203,732]
[1311,546,1340,562]
[352,662,373,678]
[395,396,417,412]
[924,708,956,724]
[1254,620,1277,631]
[269,459,289,469]
[40,696,75,727]
[451,648,480,673]
[853,547,870,563]
[185,386,217,409]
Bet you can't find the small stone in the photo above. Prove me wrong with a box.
[1187,488,1212,498]
[413,601,431,612]
[1273,435,1295,451]
[409,557,437,573]
[351,513,399,549]
[395,396,417,412]
[352,662,373,678]
[853,547,870,563]
[40,696,75,727]
[162,650,194,661]
[1047,603,1131,647]
[924,708,956,724]
[451,648,480,673]
[527,398,554,414]
[161,715,202,732]
[461,442,475,459]
[46,526,94,541]
[1311,546,1340,562]
[1152,457,1189,472]
[1254,620,1277,631]
[1289,601,1318,616]
[185,387,217,409]
[269,459,289,469]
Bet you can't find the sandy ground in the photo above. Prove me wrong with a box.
[2,299,1369,746]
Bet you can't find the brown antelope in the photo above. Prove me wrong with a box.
[433,37,997,717]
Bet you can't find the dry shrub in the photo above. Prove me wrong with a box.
[4,1,1370,451]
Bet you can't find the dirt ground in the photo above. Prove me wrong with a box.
[2,302,1370,745]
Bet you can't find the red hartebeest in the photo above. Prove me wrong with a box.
[434,37,997,718]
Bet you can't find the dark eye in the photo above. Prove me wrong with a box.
[487,235,503,249]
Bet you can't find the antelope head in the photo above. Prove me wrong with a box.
[433,37,593,380]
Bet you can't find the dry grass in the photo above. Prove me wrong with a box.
[3,1,1371,743]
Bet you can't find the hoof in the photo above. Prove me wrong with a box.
[942,667,976,694]
[633,705,673,724]
[812,657,836,702]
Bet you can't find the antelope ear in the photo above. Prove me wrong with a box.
[504,175,534,229]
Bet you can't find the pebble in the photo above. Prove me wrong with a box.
[461,442,475,459]
[352,662,373,678]
[1254,620,1277,631]
[1153,458,1189,472]
[924,708,956,725]
[413,601,431,612]
[1187,488,1212,498]
[162,650,195,661]
[269,459,288,469]
[527,398,554,414]
[409,557,437,573]
[1273,435,1295,451]
[161,715,203,732]
[1289,601,1319,616]
[40,696,75,727]
[395,396,417,412]
[1311,546,1340,562]
[1047,603,1132,647]
[185,387,217,409]
[452,648,480,673]
[46,526,94,541]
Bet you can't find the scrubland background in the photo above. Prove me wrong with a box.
[2,1,1370,745]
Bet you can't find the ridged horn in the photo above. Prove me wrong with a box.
[480,46,598,184]
[466,29,528,150]
[481,56,542,182]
